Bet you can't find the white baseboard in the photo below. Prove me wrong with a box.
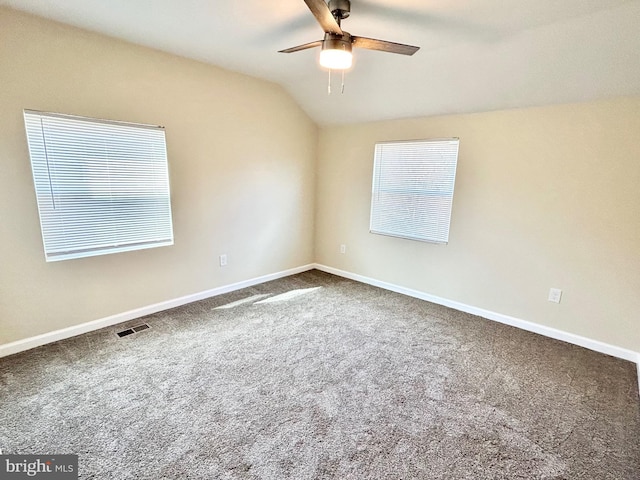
[0,264,315,359]
[313,264,640,367]
[638,354,640,398]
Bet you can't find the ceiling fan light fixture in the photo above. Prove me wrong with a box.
[319,32,353,70]
[319,48,352,70]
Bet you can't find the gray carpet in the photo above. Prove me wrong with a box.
[1,270,638,479]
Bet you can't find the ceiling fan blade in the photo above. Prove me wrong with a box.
[303,0,343,35]
[352,36,420,56]
[278,40,323,53]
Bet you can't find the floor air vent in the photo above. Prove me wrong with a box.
[116,323,150,338]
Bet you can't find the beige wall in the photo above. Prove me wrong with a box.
[315,98,640,353]
[0,8,317,344]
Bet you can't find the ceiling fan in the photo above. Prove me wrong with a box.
[279,0,420,70]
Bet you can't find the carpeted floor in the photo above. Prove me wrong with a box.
[1,270,638,479]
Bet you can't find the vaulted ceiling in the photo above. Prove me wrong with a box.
[3,0,640,125]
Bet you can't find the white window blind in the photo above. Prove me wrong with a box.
[370,138,459,244]
[24,110,174,262]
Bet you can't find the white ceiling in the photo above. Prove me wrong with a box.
[3,0,640,125]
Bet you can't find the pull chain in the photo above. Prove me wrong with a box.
[327,69,347,95]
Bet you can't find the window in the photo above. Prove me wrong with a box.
[370,138,459,244]
[24,110,174,262]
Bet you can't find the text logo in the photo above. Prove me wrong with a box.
[1,455,78,479]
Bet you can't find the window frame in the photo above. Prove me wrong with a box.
[369,138,460,244]
[23,109,174,262]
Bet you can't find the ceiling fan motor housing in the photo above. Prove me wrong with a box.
[328,0,351,20]
[323,31,352,53]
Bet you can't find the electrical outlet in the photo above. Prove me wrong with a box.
[548,288,562,303]
[219,254,228,267]
[340,244,346,254]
